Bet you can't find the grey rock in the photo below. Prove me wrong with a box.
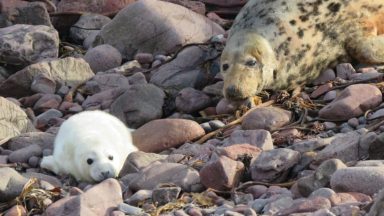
[110,84,165,128]
[0,24,58,67]
[152,185,181,206]
[129,162,201,192]
[117,203,144,215]
[0,57,94,98]
[150,46,218,91]
[0,167,29,202]
[8,144,42,163]
[70,14,111,44]
[7,132,55,150]
[84,44,122,73]
[82,87,126,110]
[119,151,167,176]
[175,87,211,113]
[331,166,384,195]
[251,148,300,183]
[315,129,367,163]
[203,81,224,96]
[0,1,52,27]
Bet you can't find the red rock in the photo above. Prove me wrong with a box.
[132,119,205,153]
[312,69,336,85]
[175,88,211,113]
[214,144,262,160]
[223,129,273,150]
[199,156,244,191]
[278,196,331,215]
[57,0,135,14]
[329,192,372,206]
[319,84,382,121]
[33,94,62,113]
[310,83,333,98]
[242,107,292,130]
[44,178,123,216]
[4,205,26,216]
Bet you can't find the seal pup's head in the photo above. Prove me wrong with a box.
[221,30,277,100]
[75,132,131,182]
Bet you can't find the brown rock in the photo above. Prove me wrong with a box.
[133,119,205,152]
[44,178,123,216]
[33,94,62,113]
[319,84,382,121]
[336,63,356,80]
[199,156,244,191]
[82,87,126,110]
[310,83,333,98]
[242,107,292,130]
[312,68,336,85]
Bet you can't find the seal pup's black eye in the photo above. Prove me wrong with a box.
[222,63,229,71]
[87,158,93,165]
[108,155,113,161]
[245,59,257,67]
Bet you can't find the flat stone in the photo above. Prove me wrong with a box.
[119,151,167,176]
[242,107,292,130]
[222,129,273,150]
[132,119,205,153]
[7,132,55,150]
[129,162,201,192]
[214,144,262,161]
[69,13,111,44]
[312,69,336,85]
[310,83,333,98]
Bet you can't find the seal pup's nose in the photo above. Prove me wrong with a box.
[101,171,110,179]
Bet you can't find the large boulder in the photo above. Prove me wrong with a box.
[0,24,59,67]
[94,0,224,59]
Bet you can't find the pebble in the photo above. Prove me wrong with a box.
[241,107,292,130]
[8,144,42,163]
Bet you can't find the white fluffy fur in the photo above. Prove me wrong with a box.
[40,110,137,182]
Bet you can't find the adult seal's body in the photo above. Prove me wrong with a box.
[40,110,137,182]
[221,0,384,100]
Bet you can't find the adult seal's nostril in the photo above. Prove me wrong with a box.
[226,85,242,99]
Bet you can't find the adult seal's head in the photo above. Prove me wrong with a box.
[40,110,137,183]
[220,30,278,100]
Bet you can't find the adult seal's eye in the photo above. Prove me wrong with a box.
[245,59,257,67]
[222,63,229,71]
[87,158,93,165]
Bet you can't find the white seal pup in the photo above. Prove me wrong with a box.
[40,110,137,182]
